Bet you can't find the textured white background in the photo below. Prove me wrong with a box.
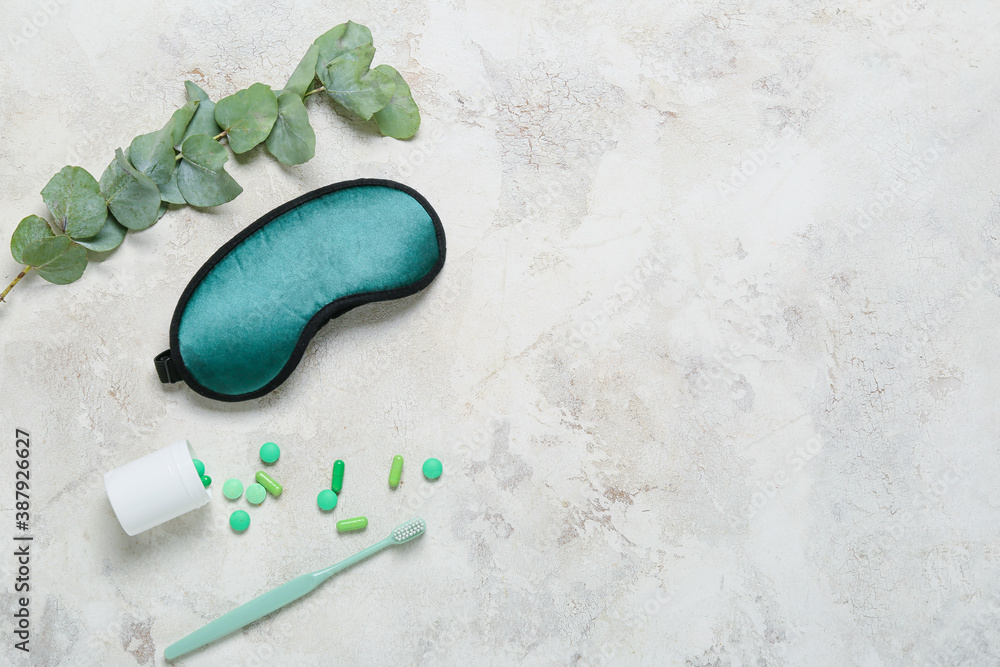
[1,0,999,665]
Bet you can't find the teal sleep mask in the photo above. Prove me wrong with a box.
[154,179,445,401]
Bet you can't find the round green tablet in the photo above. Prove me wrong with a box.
[422,458,443,480]
[201,474,212,487]
[259,442,280,464]
[317,489,338,511]
[229,510,250,532]
[245,483,267,505]
[223,478,244,500]
[192,459,205,476]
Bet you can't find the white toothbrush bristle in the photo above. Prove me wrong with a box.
[392,518,426,542]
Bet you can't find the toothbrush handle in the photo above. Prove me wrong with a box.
[313,538,391,580]
[164,571,325,660]
[164,539,392,660]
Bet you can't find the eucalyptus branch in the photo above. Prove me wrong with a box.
[3,20,420,304]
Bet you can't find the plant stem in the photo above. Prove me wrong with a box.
[0,266,32,304]
[175,153,183,161]
[213,131,228,141]
[304,86,325,98]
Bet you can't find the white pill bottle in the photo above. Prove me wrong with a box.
[103,440,212,536]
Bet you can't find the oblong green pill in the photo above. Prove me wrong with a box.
[245,483,266,505]
[317,489,338,511]
[223,478,244,500]
[229,510,250,532]
[255,470,282,497]
[192,458,205,476]
[332,459,345,494]
[259,441,280,464]
[388,455,403,488]
[337,516,367,532]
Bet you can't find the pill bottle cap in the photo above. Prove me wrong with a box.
[103,440,212,536]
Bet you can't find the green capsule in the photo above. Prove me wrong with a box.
[201,474,212,488]
[255,470,282,497]
[388,455,403,488]
[332,459,345,494]
[192,458,206,476]
[337,516,368,532]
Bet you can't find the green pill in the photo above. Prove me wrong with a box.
[201,474,212,487]
[223,478,244,500]
[192,459,205,476]
[245,483,267,505]
[256,470,282,497]
[332,459,345,494]
[259,442,280,464]
[317,489,338,511]
[337,516,368,532]
[388,455,403,488]
[422,458,443,480]
[229,510,250,532]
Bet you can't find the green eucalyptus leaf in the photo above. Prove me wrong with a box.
[265,92,316,165]
[100,149,162,231]
[21,235,71,267]
[40,166,108,238]
[128,127,176,185]
[318,45,395,120]
[159,169,185,204]
[169,99,200,147]
[176,134,243,207]
[11,215,54,264]
[183,81,222,142]
[372,65,420,139]
[314,21,373,71]
[75,214,127,252]
[179,135,228,172]
[157,201,169,220]
[284,43,320,98]
[214,83,279,154]
[35,242,88,284]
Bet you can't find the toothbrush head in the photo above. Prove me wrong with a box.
[390,518,426,544]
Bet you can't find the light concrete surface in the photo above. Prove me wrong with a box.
[1,0,999,665]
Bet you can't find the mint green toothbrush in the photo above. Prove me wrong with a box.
[164,518,426,660]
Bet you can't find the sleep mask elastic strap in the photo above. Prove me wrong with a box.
[155,350,182,384]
